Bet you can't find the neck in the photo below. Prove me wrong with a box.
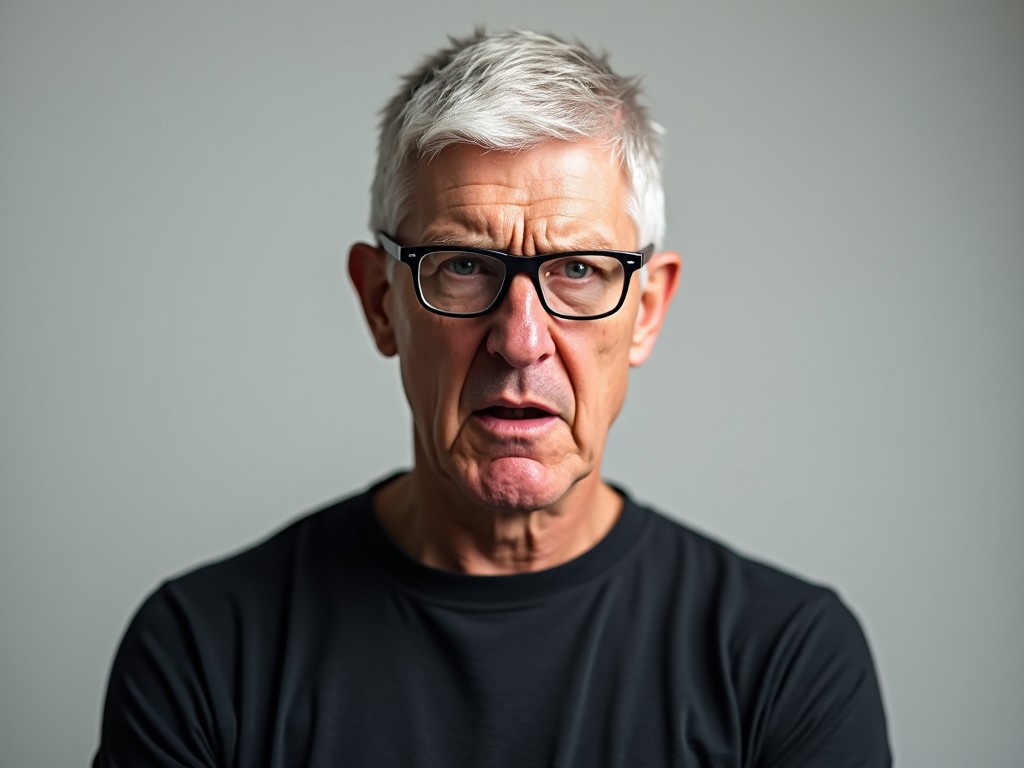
[373,469,622,575]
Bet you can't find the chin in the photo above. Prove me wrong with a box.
[462,457,578,513]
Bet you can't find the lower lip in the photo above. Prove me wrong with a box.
[471,412,560,435]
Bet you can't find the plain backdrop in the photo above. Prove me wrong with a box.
[2,1,1022,765]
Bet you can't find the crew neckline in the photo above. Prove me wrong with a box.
[355,474,652,608]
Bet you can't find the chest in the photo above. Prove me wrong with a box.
[228,583,743,768]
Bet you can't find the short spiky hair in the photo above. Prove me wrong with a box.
[369,29,666,249]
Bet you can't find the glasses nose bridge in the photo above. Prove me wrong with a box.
[494,254,548,314]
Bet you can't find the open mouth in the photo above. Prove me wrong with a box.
[479,406,552,420]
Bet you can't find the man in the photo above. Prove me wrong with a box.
[94,30,890,767]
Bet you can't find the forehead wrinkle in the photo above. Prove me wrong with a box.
[421,202,624,250]
[430,192,615,234]
[420,203,524,247]
[433,181,530,205]
[419,224,621,253]
[433,174,612,204]
[412,145,634,252]
[439,196,612,218]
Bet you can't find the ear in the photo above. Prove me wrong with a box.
[348,242,398,357]
[629,250,682,367]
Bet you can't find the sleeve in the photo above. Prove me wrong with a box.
[755,590,892,768]
[92,584,224,768]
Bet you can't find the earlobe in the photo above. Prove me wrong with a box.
[629,251,682,367]
[348,242,398,357]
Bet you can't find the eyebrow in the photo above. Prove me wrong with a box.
[423,232,490,247]
[421,233,623,252]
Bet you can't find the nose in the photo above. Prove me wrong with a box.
[485,274,556,368]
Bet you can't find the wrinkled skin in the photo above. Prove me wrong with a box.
[349,139,680,572]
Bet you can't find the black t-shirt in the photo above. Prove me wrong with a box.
[93,477,891,767]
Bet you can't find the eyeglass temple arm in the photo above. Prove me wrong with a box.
[376,231,401,260]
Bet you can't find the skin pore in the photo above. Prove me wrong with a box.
[349,139,680,575]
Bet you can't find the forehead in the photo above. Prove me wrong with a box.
[400,139,636,253]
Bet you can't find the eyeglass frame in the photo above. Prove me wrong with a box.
[376,231,654,320]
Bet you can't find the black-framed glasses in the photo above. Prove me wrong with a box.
[377,232,653,320]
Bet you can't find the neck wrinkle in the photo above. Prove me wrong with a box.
[373,470,622,576]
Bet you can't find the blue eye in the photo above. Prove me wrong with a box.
[564,261,592,279]
[447,257,478,276]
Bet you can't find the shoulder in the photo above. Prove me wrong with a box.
[628,497,834,611]
[156,479,381,615]
[108,479,379,664]
[625,496,891,766]
[111,479,384,681]
[630,497,872,659]
[93,480,385,765]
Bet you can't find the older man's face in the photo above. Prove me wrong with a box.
[364,140,665,512]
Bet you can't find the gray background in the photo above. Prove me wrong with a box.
[2,1,1021,765]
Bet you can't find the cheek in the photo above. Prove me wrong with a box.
[596,334,633,417]
[390,289,438,414]
[561,320,634,428]
[392,304,479,437]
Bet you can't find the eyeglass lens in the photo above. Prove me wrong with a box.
[416,251,626,317]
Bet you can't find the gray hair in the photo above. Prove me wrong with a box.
[369,29,666,249]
